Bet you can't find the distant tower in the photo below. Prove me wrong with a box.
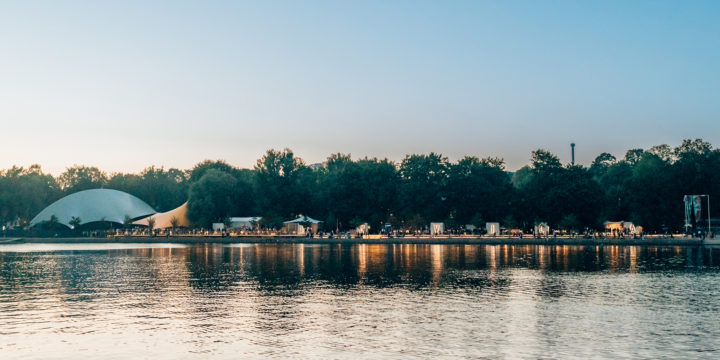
[571,143,576,165]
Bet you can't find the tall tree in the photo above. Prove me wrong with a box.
[398,153,449,223]
[58,166,107,194]
[0,165,61,225]
[187,169,238,227]
[188,160,239,183]
[624,153,676,231]
[355,157,399,230]
[318,153,362,229]
[517,150,602,229]
[623,148,645,166]
[669,139,720,227]
[589,152,617,179]
[445,156,513,225]
[137,166,188,211]
[254,149,312,218]
[318,154,399,231]
[596,161,633,221]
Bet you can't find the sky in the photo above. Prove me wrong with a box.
[1,0,719,174]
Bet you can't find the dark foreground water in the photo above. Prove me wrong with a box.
[1,243,720,359]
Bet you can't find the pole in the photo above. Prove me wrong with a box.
[708,195,711,238]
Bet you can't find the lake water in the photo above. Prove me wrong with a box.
[1,243,719,359]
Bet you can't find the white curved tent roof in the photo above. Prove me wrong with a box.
[30,189,156,227]
[133,202,190,229]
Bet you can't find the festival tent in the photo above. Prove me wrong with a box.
[430,222,444,235]
[283,216,322,235]
[604,221,641,235]
[31,189,156,228]
[486,222,500,236]
[534,222,550,236]
[133,202,190,229]
[228,217,262,230]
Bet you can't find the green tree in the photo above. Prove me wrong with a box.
[624,153,675,231]
[668,139,720,230]
[558,214,580,233]
[596,161,633,221]
[511,166,533,189]
[501,215,518,229]
[0,165,61,225]
[187,160,255,216]
[107,167,189,212]
[589,153,617,179]
[138,167,188,211]
[254,149,312,218]
[445,156,513,225]
[517,150,602,230]
[106,173,143,198]
[470,213,485,230]
[398,153,449,224]
[317,153,397,231]
[407,214,426,233]
[41,214,63,233]
[648,144,675,163]
[170,216,179,231]
[354,157,399,232]
[349,216,365,229]
[259,215,284,230]
[147,217,156,235]
[188,160,239,183]
[531,149,562,170]
[674,139,712,160]
[623,149,644,165]
[58,165,107,194]
[187,169,238,227]
[69,216,82,230]
[222,216,233,231]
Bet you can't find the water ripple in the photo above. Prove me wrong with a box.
[1,244,720,359]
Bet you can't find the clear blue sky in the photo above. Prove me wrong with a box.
[1,0,718,174]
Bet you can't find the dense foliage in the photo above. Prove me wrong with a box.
[1,139,718,233]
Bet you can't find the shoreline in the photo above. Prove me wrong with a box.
[5,236,706,246]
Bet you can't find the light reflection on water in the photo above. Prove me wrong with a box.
[1,243,719,359]
[0,243,188,252]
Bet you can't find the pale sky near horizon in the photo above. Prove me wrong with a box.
[1,0,719,175]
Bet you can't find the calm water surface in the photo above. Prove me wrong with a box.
[1,243,720,359]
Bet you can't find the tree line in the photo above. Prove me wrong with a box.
[1,139,718,234]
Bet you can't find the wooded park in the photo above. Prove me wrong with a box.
[1,139,718,235]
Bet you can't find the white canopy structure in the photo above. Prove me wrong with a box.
[430,222,444,235]
[283,216,322,224]
[30,189,156,228]
[486,222,500,236]
[534,222,550,236]
[283,216,322,235]
[133,202,191,229]
[228,217,262,229]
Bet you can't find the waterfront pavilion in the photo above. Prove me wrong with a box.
[30,189,156,228]
[283,216,322,235]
